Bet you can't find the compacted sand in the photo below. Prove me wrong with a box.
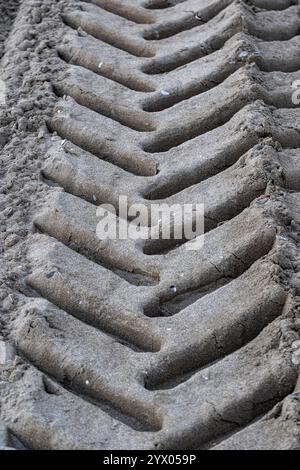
[0,0,300,450]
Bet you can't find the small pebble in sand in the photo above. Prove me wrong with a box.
[277,234,289,242]
[170,285,177,294]
[160,90,170,97]
[5,234,20,247]
[18,117,28,132]
[46,271,58,279]
[238,51,249,60]
[292,351,300,366]
[254,144,264,151]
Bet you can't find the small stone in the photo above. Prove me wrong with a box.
[32,8,42,24]
[18,40,33,51]
[292,352,300,366]
[19,99,33,112]
[254,144,264,151]
[17,117,28,132]
[46,271,58,279]
[170,285,177,294]
[277,234,289,242]
[0,424,9,447]
[5,234,20,247]
[201,373,210,382]
[36,40,48,54]
[160,90,170,97]
[2,295,14,310]
[0,341,16,365]
[3,207,14,217]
